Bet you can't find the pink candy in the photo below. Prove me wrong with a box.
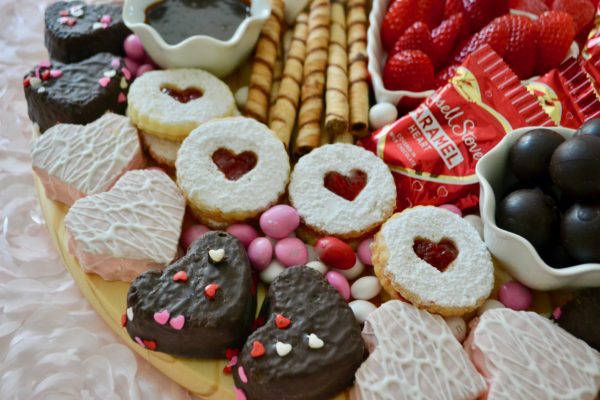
[136,63,155,77]
[124,34,146,61]
[326,271,351,301]
[275,237,308,267]
[439,204,463,217]
[498,281,533,311]
[357,238,373,266]
[227,224,259,248]
[181,224,210,250]
[248,237,273,271]
[124,58,140,77]
[259,205,300,239]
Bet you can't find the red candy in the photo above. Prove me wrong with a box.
[250,340,265,358]
[413,238,458,272]
[315,237,356,270]
[274,314,291,329]
[121,313,127,327]
[142,339,157,350]
[204,283,220,299]
[173,270,188,282]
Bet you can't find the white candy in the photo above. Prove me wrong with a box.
[235,86,249,108]
[464,214,484,239]
[350,276,381,300]
[333,258,364,280]
[369,102,398,130]
[126,307,134,321]
[444,316,467,342]
[349,300,377,324]
[275,341,292,357]
[306,260,328,274]
[260,260,285,284]
[478,299,505,316]
[208,248,225,262]
[30,77,42,89]
[307,333,324,349]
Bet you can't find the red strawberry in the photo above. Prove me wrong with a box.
[452,17,510,63]
[509,0,550,15]
[381,0,417,51]
[383,50,435,91]
[435,64,460,87]
[536,11,575,74]
[551,0,595,34]
[432,13,464,67]
[391,21,435,59]
[444,0,465,18]
[499,15,539,79]
[416,0,446,29]
[462,0,510,32]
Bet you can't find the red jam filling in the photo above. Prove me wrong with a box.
[161,86,203,103]
[212,148,257,181]
[412,238,458,272]
[324,170,368,201]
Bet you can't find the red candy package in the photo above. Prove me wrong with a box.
[360,45,553,212]
[527,58,600,128]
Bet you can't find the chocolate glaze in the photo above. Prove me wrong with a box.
[234,266,365,400]
[45,1,130,63]
[23,53,128,133]
[125,231,256,358]
[553,288,600,351]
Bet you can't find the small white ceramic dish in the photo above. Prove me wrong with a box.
[476,126,600,290]
[122,0,271,77]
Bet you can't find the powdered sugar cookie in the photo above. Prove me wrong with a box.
[64,169,186,281]
[127,69,235,141]
[350,300,486,400]
[289,144,396,240]
[31,113,144,206]
[464,308,600,399]
[373,206,494,317]
[140,131,180,169]
[176,117,290,228]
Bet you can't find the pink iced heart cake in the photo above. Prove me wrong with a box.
[31,113,144,205]
[464,308,600,399]
[350,300,487,400]
[64,169,185,281]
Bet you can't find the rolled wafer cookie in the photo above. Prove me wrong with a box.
[325,2,349,138]
[347,0,369,137]
[295,0,331,156]
[268,30,293,125]
[244,0,285,124]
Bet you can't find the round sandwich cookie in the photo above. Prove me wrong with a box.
[372,206,494,317]
[140,131,180,169]
[176,117,290,228]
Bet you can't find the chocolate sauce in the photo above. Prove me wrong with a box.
[145,0,251,45]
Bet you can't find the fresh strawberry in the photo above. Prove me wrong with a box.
[432,13,464,68]
[509,0,550,15]
[452,17,510,64]
[444,0,465,18]
[498,15,539,79]
[435,64,460,87]
[416,0,446,29]
[383,50,435,91]
[551,0,595,34]
[381,0,417,51]
[462,0,510,32]
[536,11,575,74]
[391,21,435,60]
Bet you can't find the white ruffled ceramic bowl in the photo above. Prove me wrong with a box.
[476,126,600,290]
[122,0,271,77]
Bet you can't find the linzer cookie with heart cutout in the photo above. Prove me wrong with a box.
[288,144,396,241]
[233,266,365,400]
[125,231,256,358]
[372,206,494,317]
[44,1,130,63]
[64,169,185,281]
[23,53,130,133]
[176,117,290,228]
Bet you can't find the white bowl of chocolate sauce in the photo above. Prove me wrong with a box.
[123,0,271,77]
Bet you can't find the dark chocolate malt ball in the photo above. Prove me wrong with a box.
[509,129,565,183]
[575,118,600,139]
[561,202,600,263]
[550,135,600,199]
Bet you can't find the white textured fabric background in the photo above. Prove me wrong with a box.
[0,1,191,398]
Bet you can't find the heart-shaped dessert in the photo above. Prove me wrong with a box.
[44,1,130,63]
[24,53,130,133]
[465,309,600,399]
[350,301,486,400]
[64,169,185,282]
[233,266,365,400]
[324,170,368,201]
[212,148,258,181]
[412,238,458,272]
[31,113,144,206]
[125,231,256,358]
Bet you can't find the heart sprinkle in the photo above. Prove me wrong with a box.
[41,70,50,81]
[169,315,185,330]
[23,78,30,88]
[37,87,46,94]
[308,333,324,349]
[238,366,248,383]
[50,69,62,78]
[223,355,238,374]
[59,9,69,16]
[111,58,121,68]
[29,77,42,89]
[121,313,127,327]
[250,340,265,358]
[69,5,84,17]
[92,22,104,30]
[234,388,247,400]
[204,283,220,299]
[100,14,112,24]
[209,248,225,262]
[134,336,145,347]
[117,92,127,103]
[226,348,240,360]
[122,67,132,80]
[39,60,51,69]
[143,339,157,350]
[153,310,170,325]
[274,314,291,329]
[173,270,188,282]
[126,307,134,321]
[120,77,128,89]
[103,69,117,78]
[275,341,292,357]
[98,76,111,87]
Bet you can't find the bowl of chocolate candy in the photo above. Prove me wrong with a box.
[477,122,600,290]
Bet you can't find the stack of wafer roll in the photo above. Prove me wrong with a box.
[347,0,369,137]
[268,30,293,125]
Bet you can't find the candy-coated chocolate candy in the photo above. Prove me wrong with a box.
[181,224,210,250]
[509,128,564,183]
[464,214,483,239]
[477,299,505,315]
[306,260,328,274]
[315,237,356,270]
[439,204,462,217]
[227,224,259,248]
[333,258,364,280]
[260,205,300,239]
[444,316,467,342]
[498,281,533,311]
[248,237,273,271]
[275,237,308,267]
[326,270,351,301]
[259,260,285,284]
[349,300,377,324]
[136,63,155,77]
[350,276,381,300]
[550,135,600,199]
[575,118,600,138]
[357,238,373,266]
[369,102,398,130]
[235,86,249,108]
[124,57,140,77]
[561,202,600,263]
[124,34,146,61]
